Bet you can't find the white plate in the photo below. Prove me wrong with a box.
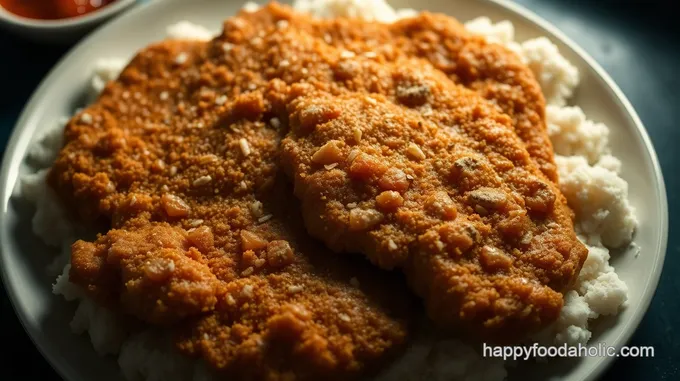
[0,1,668,381]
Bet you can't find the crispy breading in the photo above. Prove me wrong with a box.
[238,2,556,181]
[215,5,586,339]
[50,38,411,380]
[218,3,584,339]
[48,6,586,381]
[281,89,587,340]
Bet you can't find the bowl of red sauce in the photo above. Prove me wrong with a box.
[0,0,137,43]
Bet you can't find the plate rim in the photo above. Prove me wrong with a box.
[0,1,669,381]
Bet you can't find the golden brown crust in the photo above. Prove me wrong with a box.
[47,5,585,378]
[281,88,586,340]
[50,37,411,380]
[236,3,557,182]
[221,5,587,339]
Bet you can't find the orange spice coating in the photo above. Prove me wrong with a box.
[219,3,584,339]
[46,4,586,378]
[239,3,557,182]
[49,38,412,380]
[281,89,587,340]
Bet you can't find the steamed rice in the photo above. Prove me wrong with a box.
[19,0,637,379]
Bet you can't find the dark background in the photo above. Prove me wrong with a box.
[1,0,678,380]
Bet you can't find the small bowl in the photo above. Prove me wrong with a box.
[0,0,137,43]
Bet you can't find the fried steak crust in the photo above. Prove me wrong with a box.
[242,3,557,182]
[50,37,412,380]
[48,6,586,380]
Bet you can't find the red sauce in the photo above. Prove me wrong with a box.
[0,0,118,20]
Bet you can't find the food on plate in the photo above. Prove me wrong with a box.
[11,0,637,380]
[49,39,412,379]
[237,3,557,182]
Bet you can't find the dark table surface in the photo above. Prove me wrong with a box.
[1,0,678,380]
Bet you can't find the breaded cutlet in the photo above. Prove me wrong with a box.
[50,38,412,380]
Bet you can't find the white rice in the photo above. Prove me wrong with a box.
[18,1,637,380]
[293,0,417,22]
[166,21,217,41]
[547,105,610,164]
[89,58,128,101]
[556,155,637,249]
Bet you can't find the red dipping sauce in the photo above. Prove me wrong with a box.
[0,0,119,20]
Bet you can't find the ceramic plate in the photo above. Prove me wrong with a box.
[0,1,668,380]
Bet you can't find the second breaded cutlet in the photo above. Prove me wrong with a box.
[217,5,586,340]
[281,87,587,340]
[238,2,558,182]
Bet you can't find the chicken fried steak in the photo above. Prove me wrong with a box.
[49,38,411,380]
[239,3,558,182]
[48,5,585,379]
[281,89,587,340]
[247,16,587,338]
[203,5,584,339]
